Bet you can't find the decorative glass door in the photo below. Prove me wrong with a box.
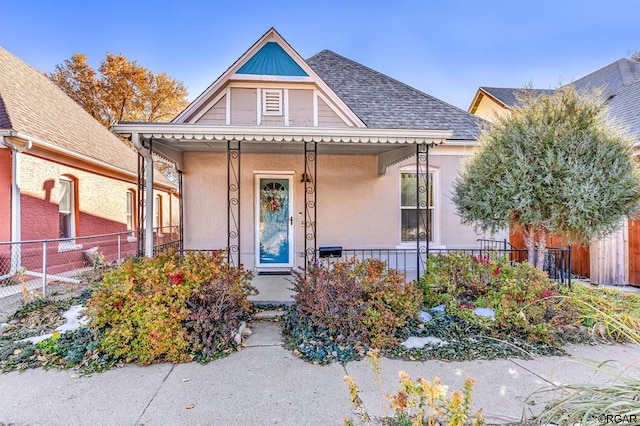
[256,176,293,267]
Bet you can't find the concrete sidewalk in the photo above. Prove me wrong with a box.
[1,322,639,425]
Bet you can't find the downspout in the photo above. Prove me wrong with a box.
[131,133,154,257]
[1,133,32,278]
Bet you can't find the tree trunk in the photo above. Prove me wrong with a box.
[523,225,536,265]
[535,228,548,271]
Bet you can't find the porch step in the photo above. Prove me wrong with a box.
[254,309,287,321]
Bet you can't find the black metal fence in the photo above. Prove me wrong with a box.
[317,244,572,286]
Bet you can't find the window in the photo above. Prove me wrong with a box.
[58,176,75,239]
[262,89,283,115]
[400,170,435,243]
[126,190,135,232]
[153,195,162,231]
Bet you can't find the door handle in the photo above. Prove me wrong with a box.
[290,216,293,225]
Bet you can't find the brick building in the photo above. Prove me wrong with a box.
[0,47,178,276]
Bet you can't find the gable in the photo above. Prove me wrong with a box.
[174,28,364,127]
[237,42,308,77]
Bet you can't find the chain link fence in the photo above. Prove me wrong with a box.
[0,227,180,317]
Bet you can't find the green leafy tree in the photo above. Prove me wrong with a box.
[453,86,640,269]
[49,53,189,128]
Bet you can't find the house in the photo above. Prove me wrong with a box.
[0,47,179,280]
[114,28,502,278]
[468,58,640,286]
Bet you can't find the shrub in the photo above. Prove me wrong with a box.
[86,250,255,365]
[285,258,421,362]
[420,253,567,344]
[184,251,256,359]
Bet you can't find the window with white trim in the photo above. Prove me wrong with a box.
[153,194,162,231]
[262,89,283,116]
[126,190,135,232]
[400,170,436,243]
[58,176,76,239]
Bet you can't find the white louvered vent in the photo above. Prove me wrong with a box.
[262,89,283,115]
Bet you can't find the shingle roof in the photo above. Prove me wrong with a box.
[478,59,640,143]
[572,58,640,98]
[480,87,555,108]
[306,50,484,140]
[606,79,640,142]
[0,47,140,175]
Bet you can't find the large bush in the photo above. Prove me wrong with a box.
[284,258,421,363]
[86,251,255,365]
[420,253,569,343]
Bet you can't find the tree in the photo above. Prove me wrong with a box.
[49,53,189,128]
[453,86,640,269]
[632,50,640,62]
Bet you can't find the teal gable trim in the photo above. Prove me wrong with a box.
[237,42,308,76]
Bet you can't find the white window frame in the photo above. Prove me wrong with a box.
[58,176,82,252]
[262,89,283,116]
[126,190,135,232]
[154,194,163,236]
[398,166,439,246]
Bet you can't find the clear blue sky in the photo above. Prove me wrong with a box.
[2,0,639,110]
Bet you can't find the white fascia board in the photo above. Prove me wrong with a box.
[113,123,453,144]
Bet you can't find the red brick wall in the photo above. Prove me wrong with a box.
[0,149,11,242]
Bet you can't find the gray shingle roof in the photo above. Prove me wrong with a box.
[478,59,640,143]
[572,58,640,98]
[480,87,555,108]
[0,47,139,174]
[306,50,484,140]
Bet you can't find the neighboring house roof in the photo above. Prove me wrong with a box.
[572,58,640,98]
[0,47,173,187]
[306,50,484,140]
[477,87,555,109]
[470,58,640,143]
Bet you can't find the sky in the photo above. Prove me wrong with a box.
[2,0,639,111]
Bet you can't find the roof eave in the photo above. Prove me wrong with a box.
[113,123,453,145]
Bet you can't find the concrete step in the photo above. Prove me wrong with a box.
[254,309,287,321]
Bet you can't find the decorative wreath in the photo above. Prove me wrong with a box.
[262,182,286,213]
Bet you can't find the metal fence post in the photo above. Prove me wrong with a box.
[42,240,47,298]
[117,233,121,264]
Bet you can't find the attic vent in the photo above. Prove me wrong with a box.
[263,89,283,116]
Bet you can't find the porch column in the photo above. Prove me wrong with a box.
[132,133,154,257]
[303,142,317,266]
[178,170,184,252]
[227,140,241,266]
[416,143,429,277]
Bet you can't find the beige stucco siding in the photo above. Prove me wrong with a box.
[230,88,257,126]
[472,95,508,122]
[317,98,347,127]
[196,95,226,125]
[288,89,313,127]
[182,146,489,269]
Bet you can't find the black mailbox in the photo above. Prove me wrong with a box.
[319,246,342,258]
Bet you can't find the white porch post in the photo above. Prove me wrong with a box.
[145,152,154,257]
[132,133,155,257]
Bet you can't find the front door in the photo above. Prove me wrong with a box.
[255,174,294,268]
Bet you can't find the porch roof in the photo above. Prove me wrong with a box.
[113,123,453,174]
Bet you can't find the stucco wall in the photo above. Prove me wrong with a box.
[17,153,175,240]
[472,96,509,122]
[182,145,493,269]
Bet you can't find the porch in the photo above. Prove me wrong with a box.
[113,124,455,277]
